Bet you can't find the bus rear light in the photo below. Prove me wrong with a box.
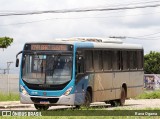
[63,87,73,96]
[20,85,29,95]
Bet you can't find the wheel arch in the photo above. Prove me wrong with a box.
[86,86,92,102]
[122,83,127,98]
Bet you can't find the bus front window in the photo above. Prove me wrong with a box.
[22,53,72,85]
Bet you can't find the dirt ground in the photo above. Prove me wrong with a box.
[106,99,160,110]
[1,99,160,110]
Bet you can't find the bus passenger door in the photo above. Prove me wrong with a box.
[74,54,86,105]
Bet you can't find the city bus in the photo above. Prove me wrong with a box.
[16,38,144,110]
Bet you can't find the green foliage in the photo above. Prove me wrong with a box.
[0,37,13,48]
[0,92,19,101]
[144,51,160,74]
[136,90,160,99]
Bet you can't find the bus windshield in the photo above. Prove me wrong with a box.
[22,52,72,85]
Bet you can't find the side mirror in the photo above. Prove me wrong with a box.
[16,58,19,67]
[16,51,23,67]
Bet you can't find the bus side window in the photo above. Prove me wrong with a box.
[129,51,137,70]
[93,50,102,72]
[122,51,129,70]
[112,51,120,71]
[85,50,94,72]
[137,50,143,69]
[103,50,112,71]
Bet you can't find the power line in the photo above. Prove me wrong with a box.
[136,31,160,38]
[0,3,160,17]
[91,0,160,17]
[1,0,160,14]
[127,36,160,40]
[101,0,160,8]
[1,9,160,27]
[1,11,160,26]
[140,35,160,39]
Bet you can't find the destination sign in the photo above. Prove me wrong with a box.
[30,44,68,51]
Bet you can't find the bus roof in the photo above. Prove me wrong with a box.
[25,37,143,50]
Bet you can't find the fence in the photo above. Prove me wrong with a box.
[0,74,19,93]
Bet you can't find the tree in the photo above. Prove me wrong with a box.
[0,37,13,48]
[144,51,160,74]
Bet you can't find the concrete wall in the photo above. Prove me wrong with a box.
[0,74,19,93]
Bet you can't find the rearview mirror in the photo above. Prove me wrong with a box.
[16,51,23,67]
[16,58,19,67]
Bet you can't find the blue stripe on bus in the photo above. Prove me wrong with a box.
[74,42,94,49]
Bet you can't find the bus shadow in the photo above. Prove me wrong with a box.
[124,104,142,106]
[48,103,142,111]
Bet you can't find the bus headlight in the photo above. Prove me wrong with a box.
[63,87,73,96]
[20,85,29,95]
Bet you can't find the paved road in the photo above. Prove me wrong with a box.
[1,99,160,110]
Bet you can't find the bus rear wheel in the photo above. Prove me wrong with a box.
[34,104,49,110]
[119,87,126,106]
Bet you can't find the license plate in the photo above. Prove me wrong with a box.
[40,101,49,104]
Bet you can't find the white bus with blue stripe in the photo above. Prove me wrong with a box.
[16,38,144,110]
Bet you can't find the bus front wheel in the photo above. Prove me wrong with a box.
[110,100,118,107]
[34,104,49,110]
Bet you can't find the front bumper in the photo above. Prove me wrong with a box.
[20,93,75,105]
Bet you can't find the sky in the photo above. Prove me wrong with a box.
[0,0,160,74]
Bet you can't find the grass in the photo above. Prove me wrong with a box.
[113,107,160,110]
[136,90,160,99]
[1,116,160,119]
[0,92,19,101]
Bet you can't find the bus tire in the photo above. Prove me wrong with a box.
[119,87,126,106]
[84,91,91,107]
[75,105,81,109]
[34,104,49,110]
[110,101,116,107]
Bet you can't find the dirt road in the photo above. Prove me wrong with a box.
[107,99,160,110]
[1,99,160,110]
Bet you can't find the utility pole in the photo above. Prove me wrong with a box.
[6,61,13,94]
[7,61,13,74]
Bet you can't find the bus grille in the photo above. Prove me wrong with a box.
[30,97,59,103]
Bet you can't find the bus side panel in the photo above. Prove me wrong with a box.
[92,73,115,102]
[113,72,129,99]
[127,71,144,98]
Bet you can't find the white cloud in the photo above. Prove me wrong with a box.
[0,0,160,73]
